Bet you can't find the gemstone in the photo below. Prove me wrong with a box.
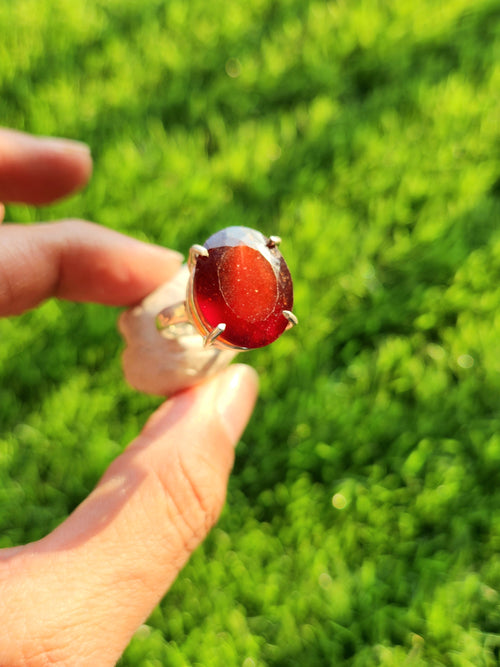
[192,226,294,349]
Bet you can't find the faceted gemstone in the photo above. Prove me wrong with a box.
[192,226,294,349]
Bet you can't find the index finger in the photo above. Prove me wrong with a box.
[0,128,92,206]
[0,221,183,316]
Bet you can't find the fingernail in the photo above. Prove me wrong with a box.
[42,136,92,157]
[120,234,184,266]
[141,243,184,265]
[215,364,259,446]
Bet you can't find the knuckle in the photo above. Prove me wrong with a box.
[151,447,227,551]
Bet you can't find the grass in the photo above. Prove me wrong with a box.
[1,0,500,664]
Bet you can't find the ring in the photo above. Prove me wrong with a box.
[156,226,298,351]
[119,226,298,396]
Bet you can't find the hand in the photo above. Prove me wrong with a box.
[0,129,259,666]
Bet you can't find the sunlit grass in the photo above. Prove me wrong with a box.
[1,0,499,664]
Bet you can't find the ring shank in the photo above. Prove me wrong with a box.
[156,301,190,329]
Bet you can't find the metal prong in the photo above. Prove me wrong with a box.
[204,323,226,347]
[267,235,282,248]
[188,244,209,270]
[283,310,298,330]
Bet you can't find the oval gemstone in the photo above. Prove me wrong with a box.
[192,226,294,349]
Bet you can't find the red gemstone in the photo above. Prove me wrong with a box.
[192,226,294,349]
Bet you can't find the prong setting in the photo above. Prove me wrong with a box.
[282,310,298,330]
[157,227,296,350]
[267,235,282,248]
[188,244,209,271]
[203,323,227,347]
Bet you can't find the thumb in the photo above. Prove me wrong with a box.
[0,364,258,666]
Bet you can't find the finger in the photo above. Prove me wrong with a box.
[0,128,92,205]
[0,220,183,315]
[0,364,259,666]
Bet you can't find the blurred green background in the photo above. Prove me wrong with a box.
[1,0,499,664]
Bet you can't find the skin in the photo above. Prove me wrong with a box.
[0,129,259,666]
